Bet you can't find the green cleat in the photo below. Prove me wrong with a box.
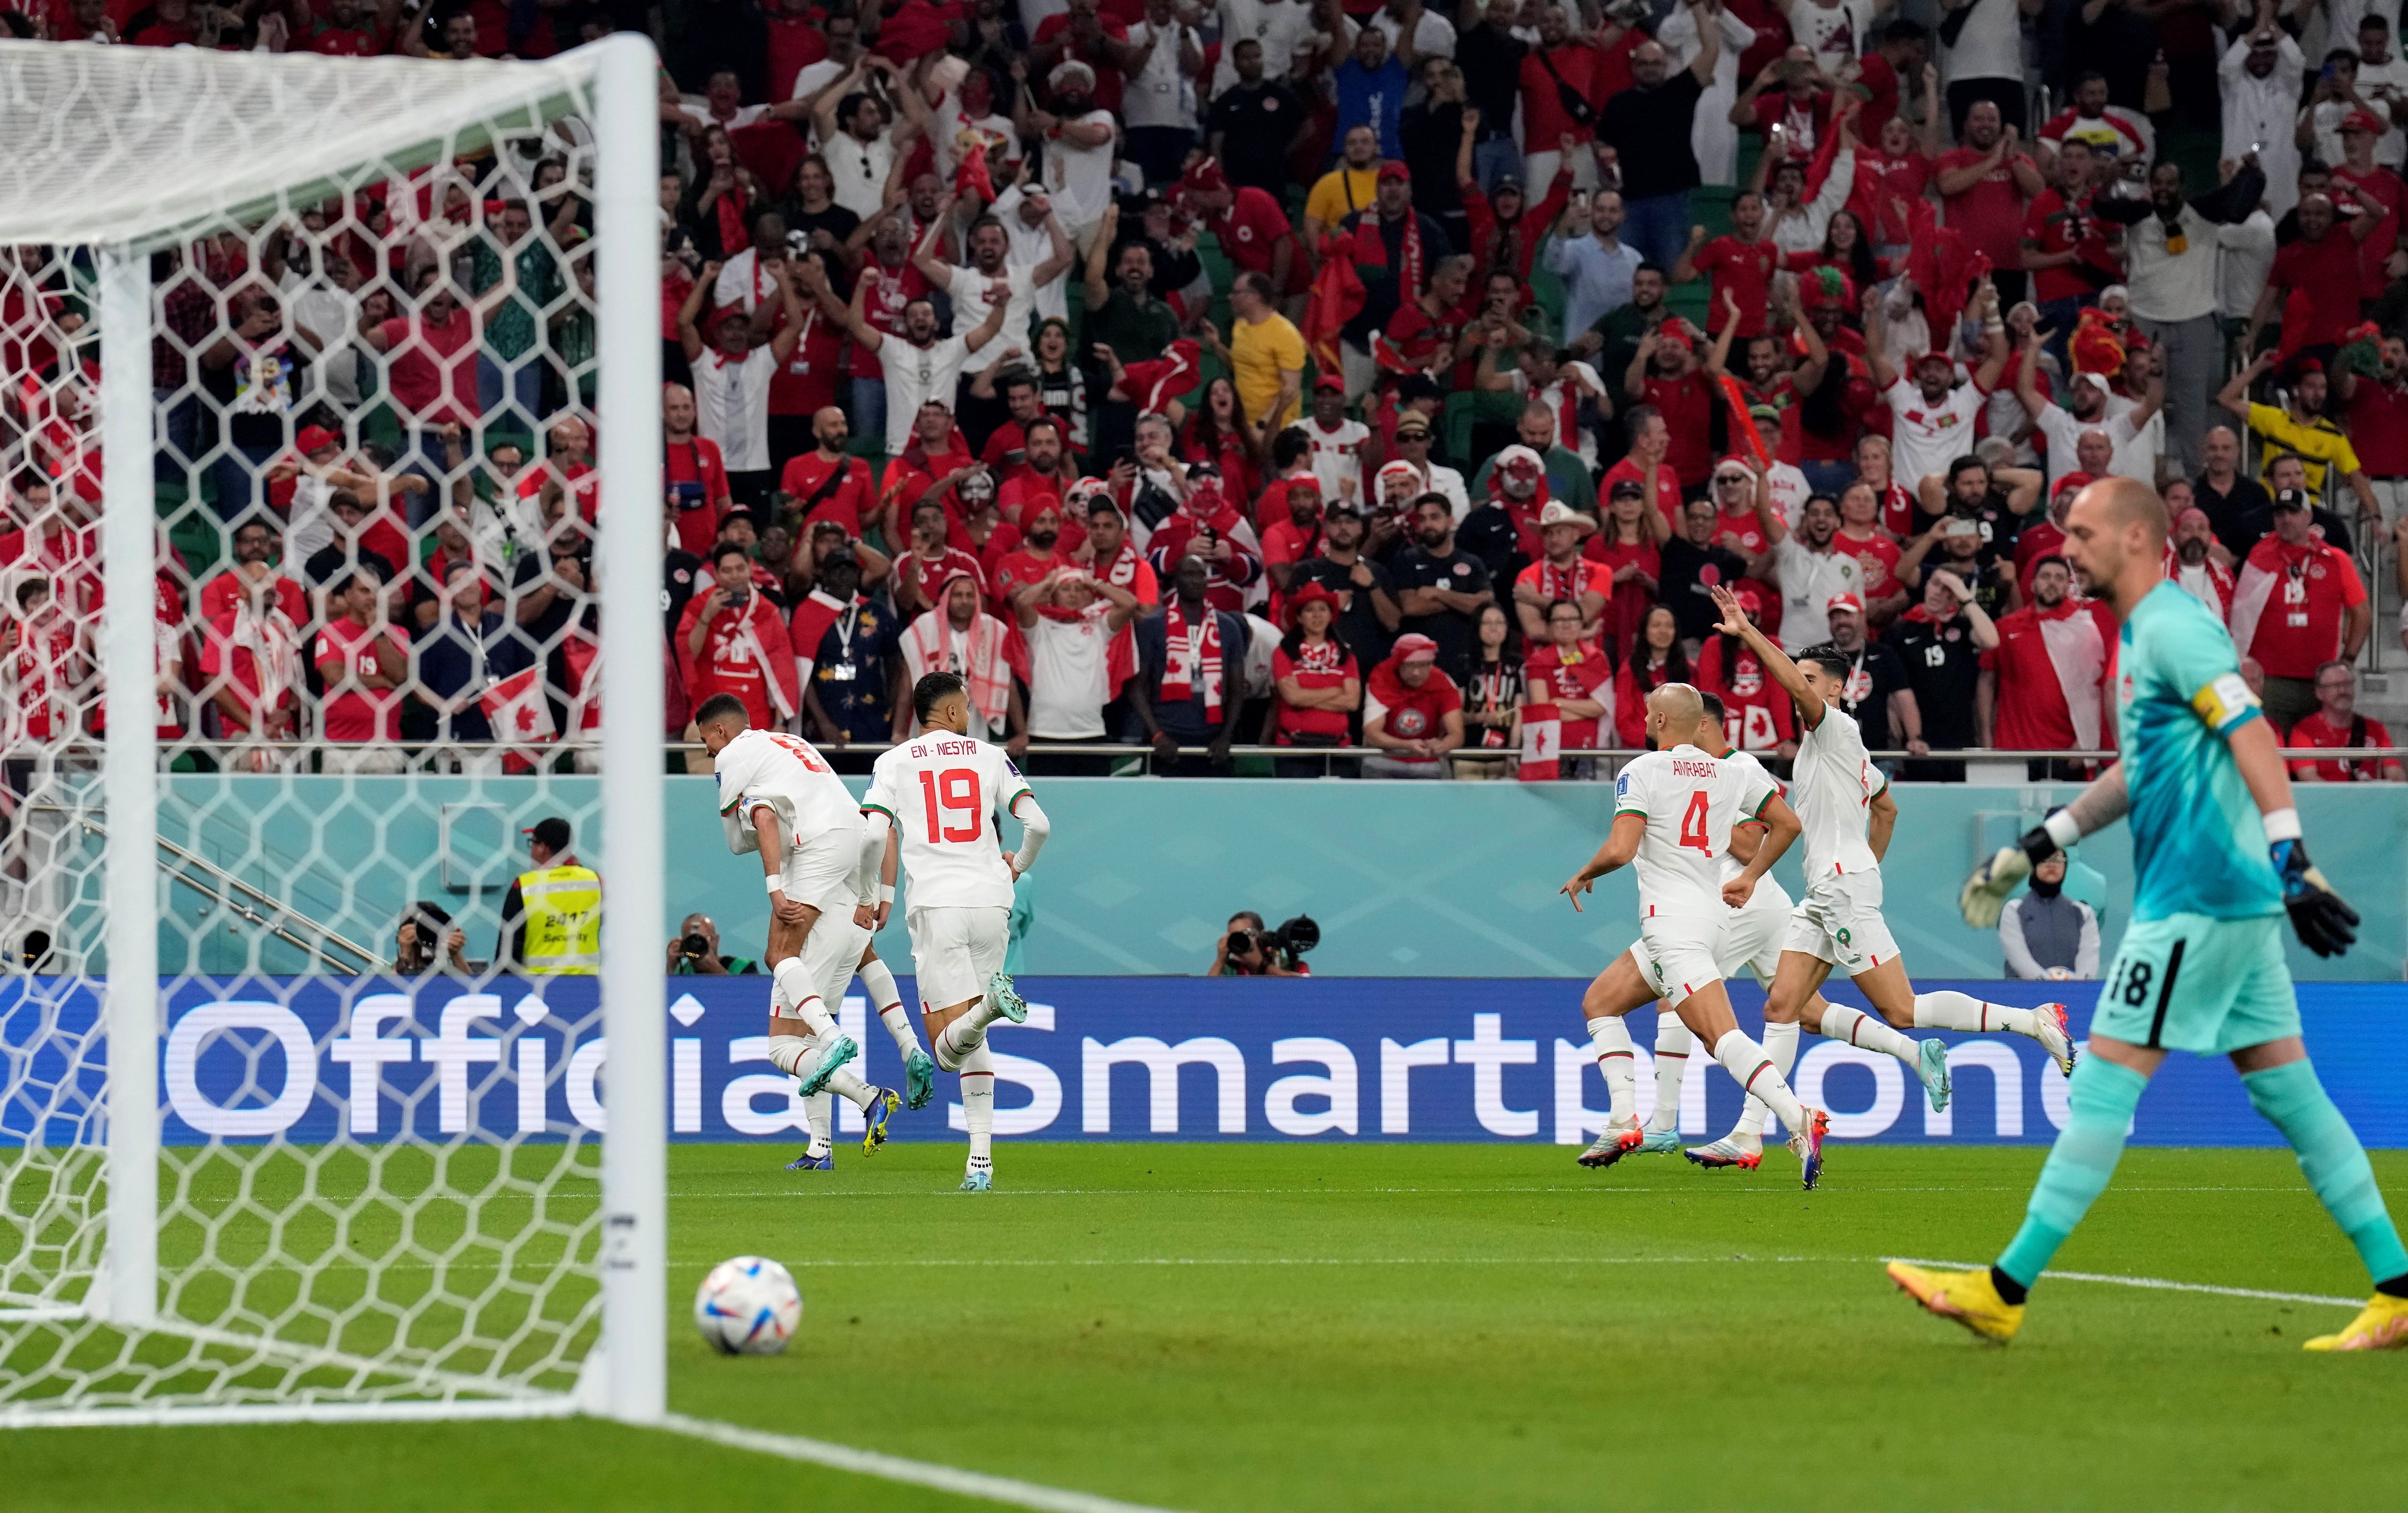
[797,1034,858,1096]
[1917,1038,1953,1113]
[1634,1127,1683,1155]
[904,1047,936,1110]
[987,971,1029,1024]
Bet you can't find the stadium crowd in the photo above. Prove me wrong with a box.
[5,0,2408,781]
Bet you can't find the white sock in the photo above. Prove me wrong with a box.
[1712,1030,1807,1132]
[1647,1018,1692,1133]
[1913,989,2037,1036]
[773,958,836,1037]
[1732,1020,1800,1142]
[862,960,923,1057]
[936,1001,1006,1065]
[1587,1015,1637,1126]
[824,1067,880,1113]
[766,1033,812,1078]
[961,1043,995,1171]
[805,1090,832,1156]
[1820,1002,1924,1067]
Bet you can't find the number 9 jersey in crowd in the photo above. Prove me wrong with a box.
[863,731,1035,1012]
[1613,744,1780,1004]
[714,728,872,910]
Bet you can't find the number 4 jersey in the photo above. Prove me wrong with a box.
[1613,745,1780,918]
[863,732,1034,910]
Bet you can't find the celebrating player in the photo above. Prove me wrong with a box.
[1560,683,1833,1190]
[1899,478,2406,1350]
[695,693,902,1167]
[1695,583,2076,1145]
[1597,691,1846,1171]
[862,671,1052,1192]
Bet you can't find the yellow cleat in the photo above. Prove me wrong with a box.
[2304,1293,2408,1351]
[1887,1262,2025,1344]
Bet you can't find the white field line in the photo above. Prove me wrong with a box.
[1881,1256,2361,1309]
[654,1411,1190,1513]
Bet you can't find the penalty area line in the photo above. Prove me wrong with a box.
[1881,1257,2361,1309]
[654,1411,1187,1513]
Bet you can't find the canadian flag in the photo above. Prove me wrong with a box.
[479,667,557,744]
[1519,702,1561,782]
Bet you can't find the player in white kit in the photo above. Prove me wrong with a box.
[862,672,1052,1192]
[696,693,905,1167]
[1584,692,1846,1169]
[1559,683,1834,1189]
[1695,584,2077,1162]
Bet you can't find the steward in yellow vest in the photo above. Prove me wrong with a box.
[498,815,601,974]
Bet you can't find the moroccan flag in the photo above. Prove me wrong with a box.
[1302,233,1366,377]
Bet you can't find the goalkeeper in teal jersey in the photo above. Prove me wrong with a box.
[1889,477,2408,1351]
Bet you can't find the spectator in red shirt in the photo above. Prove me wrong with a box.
[1599,405,1685,531]
[199,564,305,762]
[677,542,802,734]
[1031,0,1132,116]
[199,514,309,628]
[1270,583,1362,770]
[992,493,1071,608]
[1729,46,1833,167]
[4,576,88,750]
[2287,660,2404,782]
[2328,110,2406,301]
[1612,603,1689,747]
[2335,332,2408,526]
[1933,101,2044,303]
[1517,4,1633,194]
[1362,631,1465,778]
[1585,478,1664,659]
[997,418,1089,538]
[1258,475,1326,604]
[1512,499,1610,641]
[1621,325,1714,490]
[1523,598,1614,773]
[311,568,409,774]
[309,0,384,54]
[1836,479,1907,626]
[1694,580,1796,755]
[777,404,871,545]
[2229,487,2373,730]
[1454,111,1577,287]
[1855,107,1940,259]
[1977,555,2118,769]
[2246,192,2382,363]
[2020,138,2119,353]
[1674,190,1778,339]
[360,265,484,485]
[1184,159,1305,297]
[893,498,991,621]
[665,383,738,556]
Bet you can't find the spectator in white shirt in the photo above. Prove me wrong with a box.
[825,264,1017,454]
[2013,330,2164,485]
[1015,60,1121,253]
[676,257,809,506]
[812,56,933,221]
[1122,0,1207,185]
[1754,492,1866,651]
[991,180,1078,323]
[1012,565,1146,767]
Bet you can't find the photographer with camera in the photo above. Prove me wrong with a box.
[1208,910,1320,976]
[666,911,758,976]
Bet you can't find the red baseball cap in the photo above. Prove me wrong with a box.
[295,424,339,456]
[1826,592,1865,616]
[2342,109,2387,135]
[1182,157,1229,195]
[1376,159,1411,184]
[1313,373,1346,393]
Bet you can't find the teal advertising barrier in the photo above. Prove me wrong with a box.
[83,775,2408,982]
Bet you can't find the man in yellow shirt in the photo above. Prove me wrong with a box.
[2219,352,2378,519]
[1301,124,1383,250]
[1208,271,1308,430]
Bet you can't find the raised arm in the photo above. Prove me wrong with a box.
[1708,580,1823,727]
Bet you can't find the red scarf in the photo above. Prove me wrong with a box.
[1159,597,1223,721]
[714,182,751,262]
[1531,554,1590,605]
[1352,209,1424,310]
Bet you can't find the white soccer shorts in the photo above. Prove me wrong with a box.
[1625,880,1793,999]
[779,835,861,913]
[799,913,872,1016]
[1630,914,1724,1006]
[907,904,1011,1012]
[1783,868,1900,976]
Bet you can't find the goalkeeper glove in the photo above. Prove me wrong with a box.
[2272,836,2359,958]
[1959,825,2055,929]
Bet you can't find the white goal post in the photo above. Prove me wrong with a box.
[0,34,663,1426]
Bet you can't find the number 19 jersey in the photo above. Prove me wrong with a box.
[863,732,1034,910]
[1614,745,1779,916]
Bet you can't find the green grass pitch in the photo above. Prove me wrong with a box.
[10,1141,2404,1511]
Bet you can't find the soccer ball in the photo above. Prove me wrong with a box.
[694,1255,803,1356]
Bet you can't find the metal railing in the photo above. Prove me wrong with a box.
[62,810,383,974]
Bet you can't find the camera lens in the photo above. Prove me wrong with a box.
[681,933,710,957]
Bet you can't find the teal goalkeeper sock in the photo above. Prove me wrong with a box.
[1995,1057,2150,1291]
[2242,1060,2408,1288]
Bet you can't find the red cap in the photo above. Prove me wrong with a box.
[1390,632,1439,663]
[2342,109,2387,135]
[2051,469,2095,498]
[1732,579,1770,613]
[1182,157,1229,195]
[1313,373,1346,393]
[295,424,339,456]
[1915,349,1955,369]
[1825,592,1865,616]
[1376,159,1411,184]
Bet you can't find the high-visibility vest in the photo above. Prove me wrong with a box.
[517,864,601,975]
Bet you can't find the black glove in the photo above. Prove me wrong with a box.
[2272,837,2359,958]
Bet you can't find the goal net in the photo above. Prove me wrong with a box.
[0,36,666,1426]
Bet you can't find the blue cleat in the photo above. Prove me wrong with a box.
[986,972,1029,1024]
[1789,1107,1831,1191]
[959,1168,993,1193]
[1917,1038,1953,1113]
[1634,1127,1683,1156]
[860,1087,899,1155]
[903,1047,936,1110]
[797,1034,858,1096]
[784,1150,833,1171]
